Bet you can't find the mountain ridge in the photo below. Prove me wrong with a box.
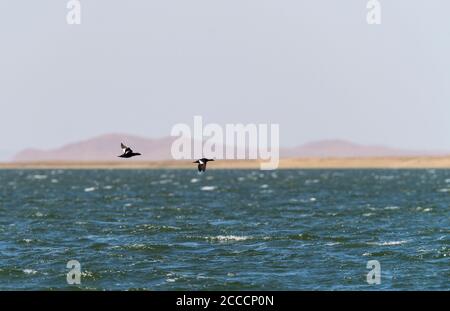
[12,134,449,162]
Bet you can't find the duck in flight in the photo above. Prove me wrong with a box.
[118,143,142,158]
[193,158,214,172]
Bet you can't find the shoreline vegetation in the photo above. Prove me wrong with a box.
[2,156,450,169]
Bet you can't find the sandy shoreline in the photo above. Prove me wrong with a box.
[2,157,450,169]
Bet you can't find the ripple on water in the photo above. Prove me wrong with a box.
[116,243,172,252]
[134,224,181,233]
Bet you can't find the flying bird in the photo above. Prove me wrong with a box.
[118,143,142,158]
[193,158,214,172]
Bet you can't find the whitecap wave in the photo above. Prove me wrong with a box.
[384,206,400,210]
[23,269,37,275]
[30,175,47,180]
[367,240,408,246]
[207,235,250,242]
[201,186,216,191]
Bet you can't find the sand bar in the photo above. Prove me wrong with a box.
[2,157,450,169]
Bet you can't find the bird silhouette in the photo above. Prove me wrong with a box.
[193,158,214,172]
[118,143,142,158]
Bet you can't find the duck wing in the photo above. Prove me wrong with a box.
[121,143,133,154]
[198,163,206,172]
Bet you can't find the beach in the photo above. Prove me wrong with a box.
[2,156,450,169]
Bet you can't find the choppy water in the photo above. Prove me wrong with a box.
[0,169,448,290]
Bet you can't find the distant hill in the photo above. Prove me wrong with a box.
[12,134,448,162]
[13,134,176,162]
[280,139,443,158]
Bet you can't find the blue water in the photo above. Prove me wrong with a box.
[0,169,448,290]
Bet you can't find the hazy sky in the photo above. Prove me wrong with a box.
[1,1,449,160]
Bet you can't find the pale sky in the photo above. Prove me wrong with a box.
[1,1,449,160]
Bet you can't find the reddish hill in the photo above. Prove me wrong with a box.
[12,135,447,162]
[13,134,176,162]
[280,139,438,158]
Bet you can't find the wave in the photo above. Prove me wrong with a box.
[206,235,251,242]
[29,174,47,180]
[416,206,433,212]
[367,240,409,246]
[384,206,400,210]
[134,224,181,232]
[201,186,216,191]
[23,269,37,275]
[116,243,172,251]
[437,188,450,192]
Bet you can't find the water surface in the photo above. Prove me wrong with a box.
[0,169,448,290]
